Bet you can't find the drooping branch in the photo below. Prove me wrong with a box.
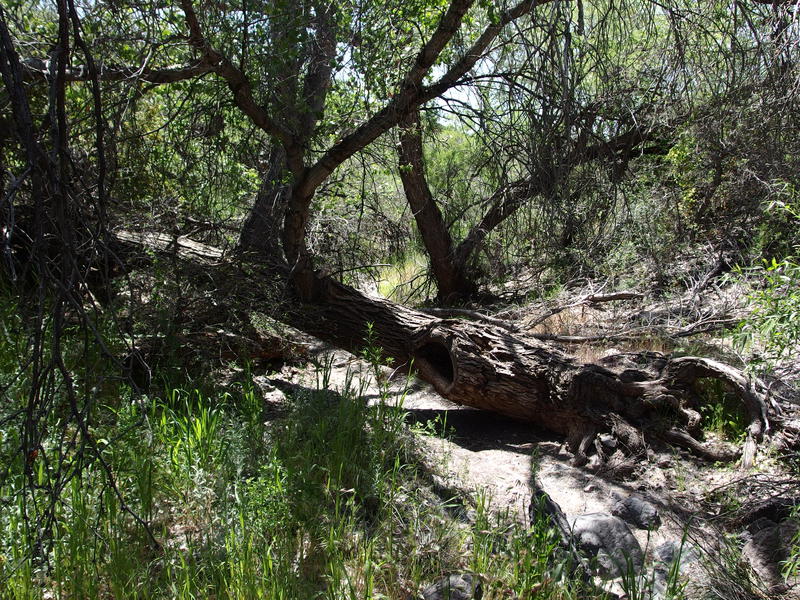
[453,126,667,272]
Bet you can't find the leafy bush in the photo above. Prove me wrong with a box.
[733,200,800,370]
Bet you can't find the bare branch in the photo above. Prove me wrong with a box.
[20,57,214,84]
[179,0,298,161]
[419,0,558,103]
[453,125,666,269]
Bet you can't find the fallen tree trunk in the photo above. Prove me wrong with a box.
[275,273,769,468]
[109,232,772,469]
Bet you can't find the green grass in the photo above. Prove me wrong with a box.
[695,378,749,442]
[376,251,430,303]
[0,306,607,599]
[0,372,602,599]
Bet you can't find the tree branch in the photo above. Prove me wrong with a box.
[298,2,338,142]
[453,125,666,269]
[20,57,214,84]
[179,0,300,166]
[454,178,543,267]
[298,0,559,205]
[296,0,478,198]
[418,0,557,104]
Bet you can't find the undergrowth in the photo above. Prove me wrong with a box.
[0,312,601,599]
[694,378,749,442]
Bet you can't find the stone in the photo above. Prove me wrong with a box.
[421,573,482,600]
[654,540,696,567]
[746,517,777,536]
[655,454,672,468]
[586,455,603,470]
[741,518,800,595]
[649,540,698,600]
[570,513,644,578]
[611,494,661,530]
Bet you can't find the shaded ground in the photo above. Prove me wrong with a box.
[252,338,800,598]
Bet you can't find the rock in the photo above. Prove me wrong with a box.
[653,540,696,567]
[655,454,672,468]
[741,518,799,594]
[586,455,603,470]
[570,513,644,578]
[650,541,698,600]
[421,573,482,600]
[611,494,661,530]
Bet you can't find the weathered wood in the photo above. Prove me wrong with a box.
[284,272,767,466]
[107,229,770,467]
[114,229,223,264]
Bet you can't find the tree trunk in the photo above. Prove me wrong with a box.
[238,147,290,258]
[398,110,476,303]
[109,227,770,469]
[281,270,768,468]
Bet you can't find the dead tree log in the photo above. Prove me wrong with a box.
[279,273,769,469]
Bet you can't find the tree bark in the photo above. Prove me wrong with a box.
[238,147,290,258]
[398,110,476,303]
[110,226,772,470]
[279,270,768,468]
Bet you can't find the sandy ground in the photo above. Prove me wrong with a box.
[273,349,708,560]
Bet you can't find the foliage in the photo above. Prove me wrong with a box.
[2,0,800,595]
[695,379,749,442]
[735,256,800,364]
[0,318,612,599]
[732,199,800,370]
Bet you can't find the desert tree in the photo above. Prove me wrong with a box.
[1,0,798,523]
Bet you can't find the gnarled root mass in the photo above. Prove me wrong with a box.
[410,320,768,470]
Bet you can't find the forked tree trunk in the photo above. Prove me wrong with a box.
[284,271,769,468]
